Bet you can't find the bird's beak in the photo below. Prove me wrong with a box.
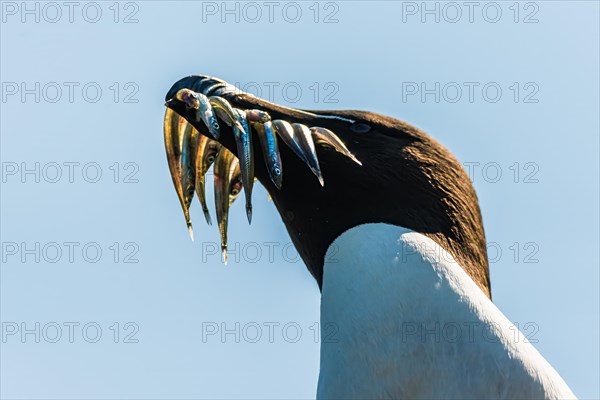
[163,75,362,260]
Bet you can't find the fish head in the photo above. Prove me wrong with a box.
[205,111,221,136]
[267,157,283,189]
[246,109,271,123]
[228,174,243,206]
[165,93,195,126]
[174,88,200,111]
[202,140,221,173]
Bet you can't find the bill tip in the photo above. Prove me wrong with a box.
[187,225,194,241]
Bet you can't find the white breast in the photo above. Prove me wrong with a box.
[317,223,575,399]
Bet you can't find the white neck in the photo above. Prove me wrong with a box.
[317,223,575,399]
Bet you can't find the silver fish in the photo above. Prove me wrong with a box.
[246,109,282,188]
[180,120,200,240]
[175,88,200,111]
[271,119,307,163]
[214,148,242,264]
[245,109,271,124]
[233,109,255,224]
[292,123,323,186]
[253,120,283,189]
[310,126,362,165]
[208,96,253,222]
[163,108,194,240]
[208,96,239,128]
[195,135,221,225]
[197,92,220,139]
[174,89,220,140]
[272,118,325,185]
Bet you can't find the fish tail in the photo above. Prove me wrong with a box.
[246,203,252,224]
[221,246,228,265]
[202,207,213,225]
[187,220,194,242]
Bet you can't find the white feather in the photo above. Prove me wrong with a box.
[317,223,575,399]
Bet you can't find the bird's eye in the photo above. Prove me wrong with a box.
[231,189,239,196]
[207,155,215,163]
[274,167,281,176]
[350,122,371,134]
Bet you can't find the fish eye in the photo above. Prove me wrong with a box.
[212,122,220,129]
[274,167,281,176]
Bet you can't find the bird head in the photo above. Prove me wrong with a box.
[164,75,491,298]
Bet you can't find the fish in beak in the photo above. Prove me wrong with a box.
[163,75,360,262]
[213,147,243,264]
[195,136,221,225]
[163,108,193,240]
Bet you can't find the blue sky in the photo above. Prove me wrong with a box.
[1,1,598,398]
